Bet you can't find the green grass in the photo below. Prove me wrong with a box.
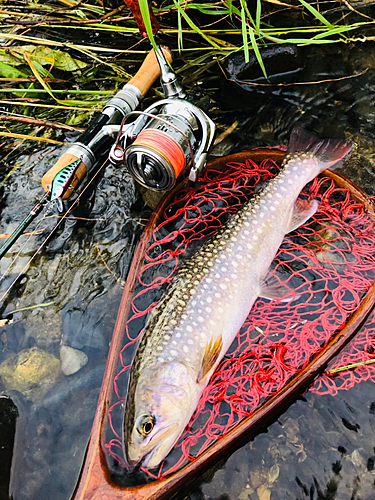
[0,0,374,129]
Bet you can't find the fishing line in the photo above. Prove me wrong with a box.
[132,129,186,178]
[0,158,111,305]
[0,201,55,286]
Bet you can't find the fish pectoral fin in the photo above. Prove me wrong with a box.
[197,335,223,383]
[260,273,300,302]
[287,199,318,233]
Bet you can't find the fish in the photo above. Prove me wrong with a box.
[122,127,352,470]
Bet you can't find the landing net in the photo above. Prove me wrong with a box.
[105,151,375,482]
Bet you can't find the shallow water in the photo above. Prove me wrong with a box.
[1,22,375,500]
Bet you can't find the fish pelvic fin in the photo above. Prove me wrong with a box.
[197,335,223,384]
[285,127,352,173]
[260,272,300,302]
[287,198,318,233]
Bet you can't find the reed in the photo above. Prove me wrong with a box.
[0,0,374,152]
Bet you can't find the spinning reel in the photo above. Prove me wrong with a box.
[109,45,216,191]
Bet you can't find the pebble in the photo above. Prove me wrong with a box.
[239,486,253,500]
[257,485,271,500]
[60,345,88,376]
[350,449,366,469]
[267,464,280,484]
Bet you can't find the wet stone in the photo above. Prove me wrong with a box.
[0,347,60,401]
[238,485,253,500]
[267,464,280,484]
[350,449,366,469]
[257,485,271,500]
[60,345,88,376]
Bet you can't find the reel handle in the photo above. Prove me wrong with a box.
[42,47,173,200]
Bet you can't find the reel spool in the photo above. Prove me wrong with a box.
[110,99,215,191]
[124,102,198,190]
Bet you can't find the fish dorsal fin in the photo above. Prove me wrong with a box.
[197,335,223,383]
[259,272,300,302]
[287,198,318,233]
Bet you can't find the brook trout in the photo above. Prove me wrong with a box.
[123,127,352,470]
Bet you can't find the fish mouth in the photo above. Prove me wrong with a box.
[125,422,180,471]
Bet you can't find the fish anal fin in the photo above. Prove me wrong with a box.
[197,335,223,383]
[260,272,299,302]
[287,198,318,233]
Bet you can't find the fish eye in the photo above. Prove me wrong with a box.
[137,415,155,437]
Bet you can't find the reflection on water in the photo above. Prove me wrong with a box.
[1,34,375,500]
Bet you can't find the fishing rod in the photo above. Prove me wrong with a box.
[0,42,216,262]
[0,47,172,261]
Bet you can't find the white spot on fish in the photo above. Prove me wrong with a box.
[220,284,227,290]
[207,296,213,303]
[200,332,206,339]
[198,316,204,322]
[176,332,181,338]
[206,306,211,312]
[170,350,177,356]
[186,325,193,332]
[183,345,189,353]
[233,261,238,267]
[157,346,163,351]
[188,339,194,345]
[215,292,221,298]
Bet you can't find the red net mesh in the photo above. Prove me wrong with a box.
[104,152,375,483]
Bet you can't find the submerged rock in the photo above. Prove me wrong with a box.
[0,347,60,401]
[60,345,88,376]
[221,44,304,110]
[223,43,304,88]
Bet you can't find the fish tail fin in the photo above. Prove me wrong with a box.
[286,127,352,173]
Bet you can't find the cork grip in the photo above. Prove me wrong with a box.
[128,46,173,96]
[41,47,173,199]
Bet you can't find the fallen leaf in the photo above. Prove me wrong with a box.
[0,46,88,71]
